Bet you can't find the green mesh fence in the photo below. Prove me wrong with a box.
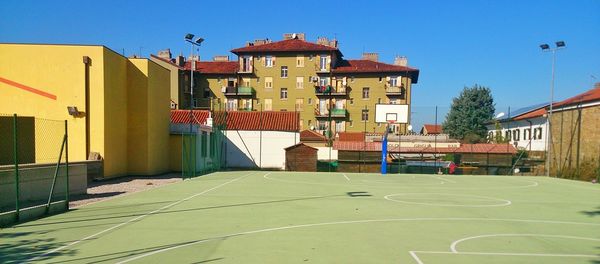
[181,100,227,179]
[0,114,69,227]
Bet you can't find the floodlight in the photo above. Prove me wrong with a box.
[495,112,505,119]
[540,44,550,50]
[185,33,195,41]
[195,38,204,45]
[555,41,565,48]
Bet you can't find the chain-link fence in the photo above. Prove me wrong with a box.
[181,100,227,179]
[0,114,69,227]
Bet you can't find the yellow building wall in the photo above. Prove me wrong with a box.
[0,44,171,178]
[145,60,171,174]
[102,49,129,177]
[0,44,105,164]
[150,57,180,108]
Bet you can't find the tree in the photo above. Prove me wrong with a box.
[442,85,495,142]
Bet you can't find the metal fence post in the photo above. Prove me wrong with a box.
[13,114,19,221]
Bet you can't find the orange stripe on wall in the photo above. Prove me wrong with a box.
[0,76,57,100]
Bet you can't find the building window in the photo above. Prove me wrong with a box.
[242,78,251,87]
[319,77,329,87]
[336,121,345,133]
[308,98,312,105]
[226,99,237,111]
[281,66,288,78]
[265,77,273,89]
[242,56,252,72]
[308,120,313,128]
[350,98,354,105]
[362,87,370,99]
[319,55,328,71]
[524,128,531,140]
[317,120,328,131]
[389,76,398,87]
[295,98,304,111]
[377,98,382,104]
[280,88,288,99]
[362,110,369,121]
[513,129,520,141]
[265,56,273,67]
[296,76,304,89]
[505,130,512,141]
[296,55,304,67]
[534,127,543,140]
[264,98,272,111]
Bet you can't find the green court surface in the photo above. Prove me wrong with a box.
[2,171,600,263]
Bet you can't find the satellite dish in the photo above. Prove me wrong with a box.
[495,112,505,119]
[407,125,413,131]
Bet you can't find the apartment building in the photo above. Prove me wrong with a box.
[154,33,419,134]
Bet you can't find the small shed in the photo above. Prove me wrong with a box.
[285,143,318,171]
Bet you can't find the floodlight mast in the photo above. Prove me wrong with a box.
[540,41,565,177]
[185,33,204,134]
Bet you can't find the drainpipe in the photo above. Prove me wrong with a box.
[83,56,91,158]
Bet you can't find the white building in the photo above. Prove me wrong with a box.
[486,104,548,152]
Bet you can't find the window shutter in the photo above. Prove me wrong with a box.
[272,56,276,66]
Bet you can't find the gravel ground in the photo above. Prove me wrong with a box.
[69,173,182,208]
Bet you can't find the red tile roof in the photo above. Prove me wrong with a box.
[300,130,327,142]
[513,107,547,120]
[338,132,366,142]
[552,86,600,109]
[332,60,420,83]
[285,142,318,151]
[422,124,442,134]
[183,61,238,74]
[170,110,210,125]
[231,38,339,54]
[171,110,299,132]
[334,142,517,154]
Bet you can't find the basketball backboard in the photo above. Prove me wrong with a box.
[375,104,408,124]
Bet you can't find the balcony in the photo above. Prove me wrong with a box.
[224,86,255,96]
[314,85,348,96]
[386,86,406,98]
[315,108,347,118]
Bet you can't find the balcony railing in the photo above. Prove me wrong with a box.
[314,85,348,96]
[224,86,255,96]
[386,86,406,98]
[315,108,347,118]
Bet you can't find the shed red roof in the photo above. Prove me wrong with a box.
[422,124,442,134]
[513,107,547,120]
[332,60,419,82]
[300,130,327,142]
[338,132,366,142]
[171,110,299,132]
[552,86,600,109]
[183,61,238,74]
[285,142,318,151]
[333,142,517,154]
[231,38,338,54]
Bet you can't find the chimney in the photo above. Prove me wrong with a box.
[283,33,305,40]
[157,49,172,59]
[253,38,272,46]
[394,56,408,66]
[316,37,329,46]
[175,55,185,67]
[595,82,600,89]
[362,52,379,62]
[213,55,230,62]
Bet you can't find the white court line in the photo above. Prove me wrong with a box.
[450,233,600,253]
[409,250,600,264]
[26,171,255,262]
[342,173,350,181]
[115,217,600,263]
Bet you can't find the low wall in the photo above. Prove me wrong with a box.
[0,161,88,210]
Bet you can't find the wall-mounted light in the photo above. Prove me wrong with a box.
[67,106,85,117]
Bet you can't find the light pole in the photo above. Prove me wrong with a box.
[540,41,565,177]
[184,33,204,133]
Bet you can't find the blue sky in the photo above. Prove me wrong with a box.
[1,0,599,122]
